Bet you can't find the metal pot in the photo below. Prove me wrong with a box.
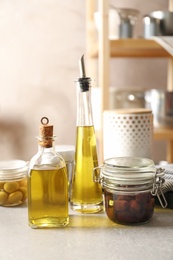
[109,88,173,128]
[94,7,139,39]
[143,11,173,37]
[143,15,160,38]
[109,88,145,109]
[145,89,173,128]
[115,8,139,38]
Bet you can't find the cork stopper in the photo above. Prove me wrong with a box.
[38,117,53,148]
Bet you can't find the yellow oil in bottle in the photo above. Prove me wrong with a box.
[70,126,103,213]
[28,166,69,228]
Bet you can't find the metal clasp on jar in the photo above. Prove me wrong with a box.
[151,168,167,208]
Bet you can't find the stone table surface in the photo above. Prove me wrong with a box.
[0,204,173,260]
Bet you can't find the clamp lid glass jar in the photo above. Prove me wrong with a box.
[93,157,167,225]
[0,160,28,206]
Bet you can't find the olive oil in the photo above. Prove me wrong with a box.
[27,117,69,228]
[70,126,103,213]
[70,55,103,213]
[28,167,69,228]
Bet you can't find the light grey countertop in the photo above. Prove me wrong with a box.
[0,204,173,260]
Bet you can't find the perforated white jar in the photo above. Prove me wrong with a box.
[103,109,153,160]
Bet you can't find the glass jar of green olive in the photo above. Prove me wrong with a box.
[0,160,28,206]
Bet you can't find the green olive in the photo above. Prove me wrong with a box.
[7,191,23,204]
[0,191,8,205]
[0,182,5,190]
[3,181,19,193]
[19,179,27,187]
[19,187,27,202]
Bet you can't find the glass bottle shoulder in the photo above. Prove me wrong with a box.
[28,149,66,171]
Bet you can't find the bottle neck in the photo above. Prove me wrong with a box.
[37,136,56,152]
[76,82,94,126]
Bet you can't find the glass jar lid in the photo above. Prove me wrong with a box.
[100,157,156,186]
[93,157,167,207]
[0,160,28,180]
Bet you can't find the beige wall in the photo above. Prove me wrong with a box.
[0,0,170,163]
[0,0,85,161]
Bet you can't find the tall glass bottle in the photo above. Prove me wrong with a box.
[70,55,103,213]
[28,117,69,228]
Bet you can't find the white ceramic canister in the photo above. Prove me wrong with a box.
[103,109,153,160]
[55,145,75,198]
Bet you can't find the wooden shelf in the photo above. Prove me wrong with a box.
[154,127,173,163]
[86,0,173,162]
[89,39,171,58]
[154,127,173,141]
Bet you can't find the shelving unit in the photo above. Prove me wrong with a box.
[86,0,173,163]
[89,39,170,58]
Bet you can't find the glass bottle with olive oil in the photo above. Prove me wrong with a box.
[70,55,103,213]
[28,117,69,228]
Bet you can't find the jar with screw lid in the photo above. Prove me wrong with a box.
[0,160,28,206]
[93,157,167,225]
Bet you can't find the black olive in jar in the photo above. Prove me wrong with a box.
[105,190,155,225]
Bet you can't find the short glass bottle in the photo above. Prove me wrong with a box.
[27,117,69,228]
[93,157,167,225]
